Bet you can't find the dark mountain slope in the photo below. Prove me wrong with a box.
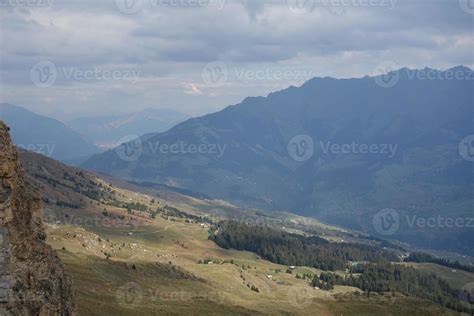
[84,66,474,255]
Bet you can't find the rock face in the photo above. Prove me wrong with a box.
[0,121,74,315]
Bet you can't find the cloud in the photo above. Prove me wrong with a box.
[184,83,203,95]
[0,0,472,120]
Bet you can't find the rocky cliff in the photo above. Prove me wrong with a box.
[0,121,74,315]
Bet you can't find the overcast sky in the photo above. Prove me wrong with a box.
[1,0,473,120]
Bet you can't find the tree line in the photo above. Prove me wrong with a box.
[405,252,474,273]
[210,221,473,313]
[341,263,471,314]
[210,220,399,271]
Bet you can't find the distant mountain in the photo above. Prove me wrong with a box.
[0,103,100,164]
[83,66,474,255]
[68,108,190,149]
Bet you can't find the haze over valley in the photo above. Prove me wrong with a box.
[0,1,473,315]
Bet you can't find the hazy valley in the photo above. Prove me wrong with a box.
[84,67,474,257]
[1,1,473,314]
[8,133,472,315]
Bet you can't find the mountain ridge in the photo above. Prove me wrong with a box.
[83,66,474,255]
[0,103,99,164]
[68,108,190,149]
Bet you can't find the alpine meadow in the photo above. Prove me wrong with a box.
[0,1,473,315]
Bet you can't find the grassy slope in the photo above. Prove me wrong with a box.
[45,215,466,315]
[21,150,469,315]
[401,262,474,289]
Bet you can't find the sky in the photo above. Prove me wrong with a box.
[0,0,473,121]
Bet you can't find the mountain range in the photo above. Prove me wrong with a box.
[15,127,472,315]
[68,108,189,149]
[83,66,474,255]
[0,103,99,164]
[0,104,189,165]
